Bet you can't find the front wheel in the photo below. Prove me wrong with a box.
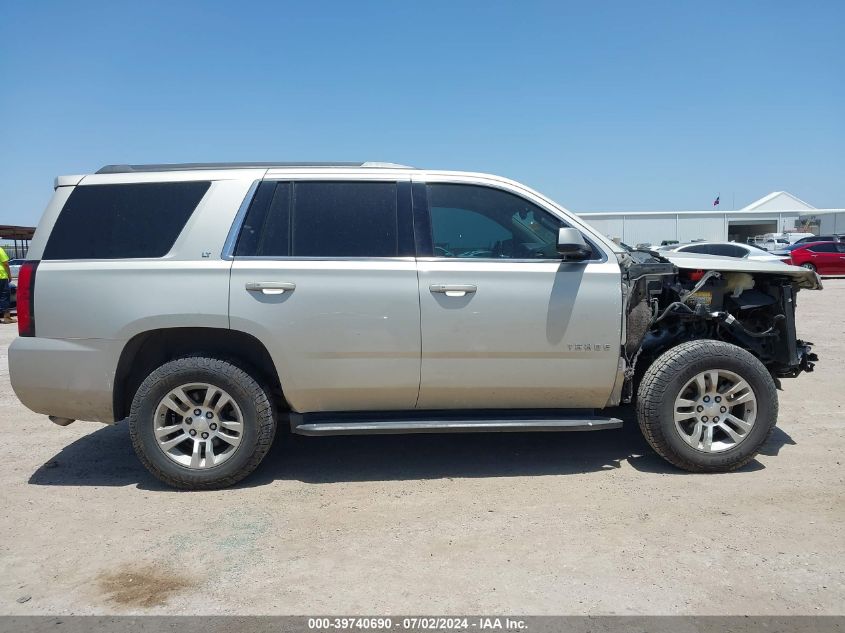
[636,340,777,472]
[801,262,816,272]
[129,357,276,489]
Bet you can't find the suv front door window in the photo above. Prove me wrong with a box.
[427,184,591,260]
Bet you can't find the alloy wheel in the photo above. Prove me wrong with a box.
[153,383,244,469]
[673,369,757,453]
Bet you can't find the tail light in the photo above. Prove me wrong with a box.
[16,261,39,337]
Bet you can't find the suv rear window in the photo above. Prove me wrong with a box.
[43,181,210,260]
[235,181,399,258]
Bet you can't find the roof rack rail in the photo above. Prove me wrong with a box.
[359,162,413,169]
[96,162,413,174]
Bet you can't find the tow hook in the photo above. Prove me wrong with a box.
[49,416,76,427]
[799,341,818,373]
[778,341,817,377]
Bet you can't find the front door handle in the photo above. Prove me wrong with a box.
[246,281,296,295]
[429,284,477,297]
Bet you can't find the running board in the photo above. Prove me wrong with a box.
[291,413,622,436]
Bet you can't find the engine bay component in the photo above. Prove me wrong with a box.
[619,248,817,402]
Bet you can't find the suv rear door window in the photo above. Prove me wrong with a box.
[234,182,291,257]
[235,181,399,258]
[43,181,210,260]
[293,182,398,257]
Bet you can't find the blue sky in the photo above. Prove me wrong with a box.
[1,0,843,224]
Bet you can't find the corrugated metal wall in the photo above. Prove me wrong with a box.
[678,214,724,242]
[820,213,845,233]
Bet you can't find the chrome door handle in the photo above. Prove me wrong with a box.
[245,281,296,295]
[429,284,477,297]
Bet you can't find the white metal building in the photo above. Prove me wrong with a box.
[819,210,845,234]
[576,191,844,245]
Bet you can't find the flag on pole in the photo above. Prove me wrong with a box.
[713,195,720,207]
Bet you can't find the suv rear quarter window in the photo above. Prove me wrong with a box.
[43,181,210,260]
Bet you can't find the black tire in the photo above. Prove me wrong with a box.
[129,357,276,490]
[636,340,778,473]
[801,263,816,272]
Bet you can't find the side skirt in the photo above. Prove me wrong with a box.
[289,409,623,436]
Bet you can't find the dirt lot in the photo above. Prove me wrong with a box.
[0,280,843,616]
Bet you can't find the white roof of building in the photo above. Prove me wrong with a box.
[579,191,840,217]
[741,191,815,211]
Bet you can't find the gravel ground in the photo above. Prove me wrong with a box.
[0,280,843,615]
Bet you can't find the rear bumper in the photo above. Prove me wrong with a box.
[9,336,120,423]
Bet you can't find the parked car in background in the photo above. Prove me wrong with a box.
[660,241,789,263]
[786,242,845,275]
[7,259,24,279]
[770,241,825,257]
[747,236,790,252]
[771,243,804,257]
[782,232,816,244]
[791,235,842,246]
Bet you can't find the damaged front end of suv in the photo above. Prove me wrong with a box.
[618,248,820,404]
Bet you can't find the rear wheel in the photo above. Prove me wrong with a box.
[636,340,777,472]
[801,262,816,272]
[129,357,276,489]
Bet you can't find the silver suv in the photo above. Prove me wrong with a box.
[9,162,820,489]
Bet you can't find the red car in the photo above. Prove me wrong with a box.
[787,241,845,275]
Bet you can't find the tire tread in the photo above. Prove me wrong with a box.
[636,339,778,473]
[128,356,276,490]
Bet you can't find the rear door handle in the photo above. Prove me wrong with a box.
[246,281,296,295]
[429,284,477,297]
